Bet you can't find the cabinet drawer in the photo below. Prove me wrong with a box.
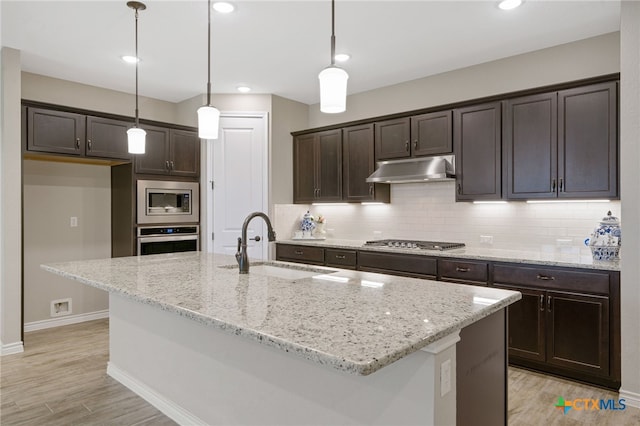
[358,251,436,278]
[439,259,488,284]
[325,249,357,269]
[276,244,325,265]
[493,264,610,295]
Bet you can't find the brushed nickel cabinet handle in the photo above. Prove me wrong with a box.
[539,294,545,311]
[457,183,462,195]
[547,295,552,312]
[413,140,418,149]
[75,138,80,150]
[455,266,470,272]
[87,139,92,150]
[294,250,304,255]
[369,184,374,195]
[552,179,556,192]
[559,178,564,192]
[170,160,175,170]
[165,160,170,170]
[536,274,555,281]
[405,141,409,151]
[335,255,346,259]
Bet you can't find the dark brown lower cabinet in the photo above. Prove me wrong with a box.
[493,264,618,389]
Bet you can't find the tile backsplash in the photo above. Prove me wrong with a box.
[274,181,621,253]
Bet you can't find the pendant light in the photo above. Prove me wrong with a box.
[318,0,348,114]
[126,1,146,154]
[197,0,221,139]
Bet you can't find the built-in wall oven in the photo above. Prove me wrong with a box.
[137,225,199,256]
[137,180,199,225]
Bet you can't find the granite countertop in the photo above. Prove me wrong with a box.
[279,239,621,271]
[42,252,520,376]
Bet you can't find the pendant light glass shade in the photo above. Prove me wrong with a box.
[197,105,220,139]
[319,65,348,113]
[198,0,220,140]
[127,127,146,154]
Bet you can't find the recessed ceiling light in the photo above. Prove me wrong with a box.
[213,2,235,13]
[334,53,350,62]
[498,0,522,10]
[121,55,139,64]
[237,85,251,93]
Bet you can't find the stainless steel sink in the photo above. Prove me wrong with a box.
[218,262,336,280]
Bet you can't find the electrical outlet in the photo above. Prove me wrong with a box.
[480,235,493,244]
[51,298,72,317]
[441,358,452,396]
[70,217,78,227]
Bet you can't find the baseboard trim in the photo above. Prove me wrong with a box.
[1,341,24,356]
[619,389,640,409]
[24,309,109,333]
[107,362,208,426]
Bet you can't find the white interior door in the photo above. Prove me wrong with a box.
[209,113,268,259]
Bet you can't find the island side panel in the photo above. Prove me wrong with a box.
[456,309,507,426]
[107,293,456,426]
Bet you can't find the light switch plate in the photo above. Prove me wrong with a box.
[70,217,78,227]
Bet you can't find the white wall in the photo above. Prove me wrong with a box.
[0,47,23,354]
[620,0,640,407]
[308,32,620,128]
[22,160,110,324]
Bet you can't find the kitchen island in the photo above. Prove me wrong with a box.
[43,252,520,425]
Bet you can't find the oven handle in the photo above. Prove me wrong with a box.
[137,235,199,243]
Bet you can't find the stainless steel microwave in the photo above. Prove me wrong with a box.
[137,180,200,224]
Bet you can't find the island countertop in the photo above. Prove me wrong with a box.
[43,252,520,376]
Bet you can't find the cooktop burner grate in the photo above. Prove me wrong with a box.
[363,239,466,251]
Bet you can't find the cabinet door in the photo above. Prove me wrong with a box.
[558,82,618,198]
[86,116,131,160]
[169,129,200,177]
[494,284,546,362]
[505,93,557,199]
[293,134,317,203]
[27,107,85,155]
[316,130,343,201]
[411,111,452,156]
[375,118,411,160]
[343,124,376,201]
[454,102,502,200]
[135,126,171,175]
[546,291,610,376]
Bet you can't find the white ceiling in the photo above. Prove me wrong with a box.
[1,1,621,105]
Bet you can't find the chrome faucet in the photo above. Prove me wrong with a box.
[235,212,276,274]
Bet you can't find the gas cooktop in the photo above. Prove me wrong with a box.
[363,239,466,251]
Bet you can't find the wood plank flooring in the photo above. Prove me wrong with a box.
[1,319,639,425]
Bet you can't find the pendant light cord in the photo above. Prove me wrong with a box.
[330,0,336,66]
[134,6,140,127]
[206,0,212,106]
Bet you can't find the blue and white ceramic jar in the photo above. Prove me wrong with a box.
[300,211,316,236]
[584,211,621,261]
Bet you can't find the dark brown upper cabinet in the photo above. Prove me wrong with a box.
[26,106,131,161]
[558,82,618,199]
[293,129,342,203]
[135,128,200,178]
[86,116,131,160]
[27,107,86,156]
[454,102,502,201]
[505,82,618,200]
[342,124,390,203]
[375,111,452,161]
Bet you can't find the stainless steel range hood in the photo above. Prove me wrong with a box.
[366,154,456,183]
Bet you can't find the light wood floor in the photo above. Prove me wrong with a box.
[2,319,639,425]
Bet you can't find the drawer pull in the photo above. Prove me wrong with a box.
[294,250,304,255]
[455,266,470,273]
[335,255,346,259]
[539,294,545,311]
[547,295,552,312]
[536,274,555,281]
